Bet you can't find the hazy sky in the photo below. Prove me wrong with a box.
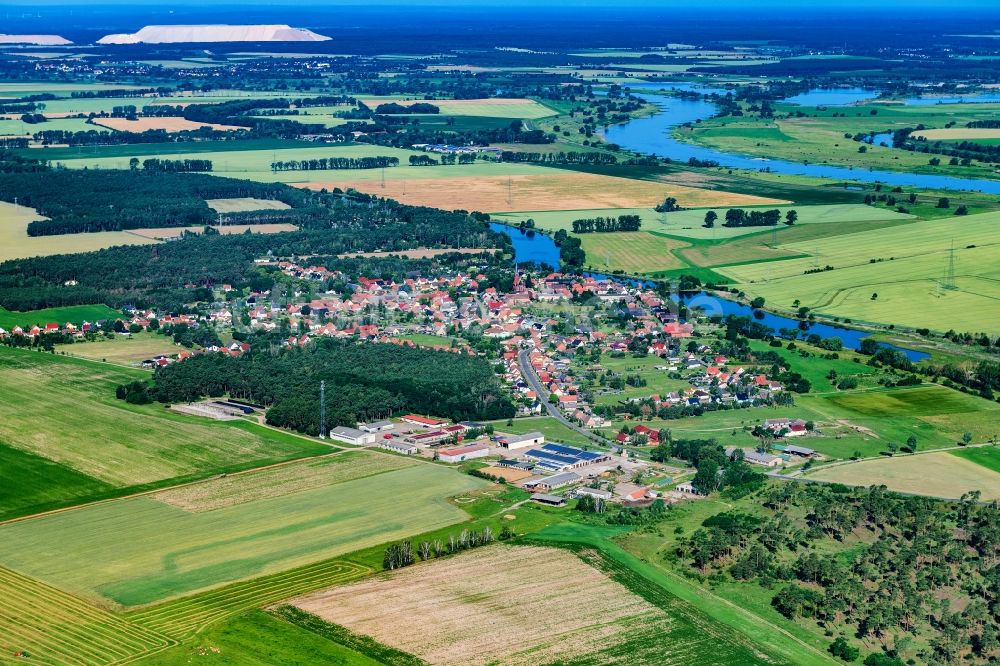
[13,0,1000,7]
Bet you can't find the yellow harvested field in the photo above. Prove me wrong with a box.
[0,201,156,261]
[155,451,416,512]
[292,545,666,666]
[125,224,297,240]
[305,172,781,213]
[205,197,291,213]
[806,451,1000,500]
[912,127,1000,141]
[338,247,493,259]
[91,116,243,132]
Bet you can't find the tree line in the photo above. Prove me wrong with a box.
[570,215,641,233]
[269,156,399,172]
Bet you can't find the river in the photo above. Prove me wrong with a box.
[602,90,1000,194]
[490,224,929,361]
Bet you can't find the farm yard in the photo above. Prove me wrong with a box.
[291,543,785,666]
[0,460,485,607]
[0,347,328,488]
[805,448,1000,500]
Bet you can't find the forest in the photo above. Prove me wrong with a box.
[147,338,516,432]
[0,192,509,311]
[674,483,999,665]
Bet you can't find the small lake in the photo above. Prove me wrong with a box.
[491,223,929,361]
[783,87,879,106]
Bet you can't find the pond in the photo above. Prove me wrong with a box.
[490,223,929,362]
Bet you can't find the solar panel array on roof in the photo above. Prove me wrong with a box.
[541,443,604,462]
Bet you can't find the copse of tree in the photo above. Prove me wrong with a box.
[151,338,516,431]
[570,215,641,233]
[375,102,440,114]
[497,151,617,165]
[723,208,782,227]
[142,158,212,173]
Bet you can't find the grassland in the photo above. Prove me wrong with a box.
[951,446,1000,474]
[0,201,156,261]
[134,610,385,666]
[490,415,596,447]
[496,203,908,241]
[292,543,788,666]
[682,102,1000,179]
[579,231,690,273]
[0,565,174,665]
[805,448,1000,499]
[0,441,115,521]
[357,97,557,119]
[0,303,120,329]
[61,333,181,365]
[0,461,485,607]
[0,347,328,486]
[720,210,1000,332]
[913,127,1000,140]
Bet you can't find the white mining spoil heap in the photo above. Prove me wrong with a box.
[0,35,72,45]
[97,24,331,44]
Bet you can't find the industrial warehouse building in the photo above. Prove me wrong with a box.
[437,442,490,463]
[523,443,610,472]
[328,426,377,445]
[498,431,545,450]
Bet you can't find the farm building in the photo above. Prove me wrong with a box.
[437,442,490,463]
[523,443,610,472]
[726,447,782,468]
[763,418,808,437]
[525,471,580,492]
[496,459,535,471]
[530,493,566,507]
[574,487,612,501]
[328,426,377,446]
[360,420,395,433]
[378,440,418,455]
[675,482,701,495]
[784,444,816,457]
[498,431,545,450]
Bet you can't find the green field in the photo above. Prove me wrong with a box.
[682,101,1000,180]
[491,415,596,447]
[720,210,1000,332]
[0,442,115,521]
[134,610,385,666]
[0,303,120,329]
[950,445,1000,474]
[0,564,173,665]
[579,231,690,273]
[0,461,485,607]
[62,332,184,365]
[496,203,913,241]
[0,347,328,486]
[52,143,548,186]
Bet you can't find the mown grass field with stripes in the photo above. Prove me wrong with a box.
[0,566,173,666]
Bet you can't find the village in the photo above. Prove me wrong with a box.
[0,258,828,505]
